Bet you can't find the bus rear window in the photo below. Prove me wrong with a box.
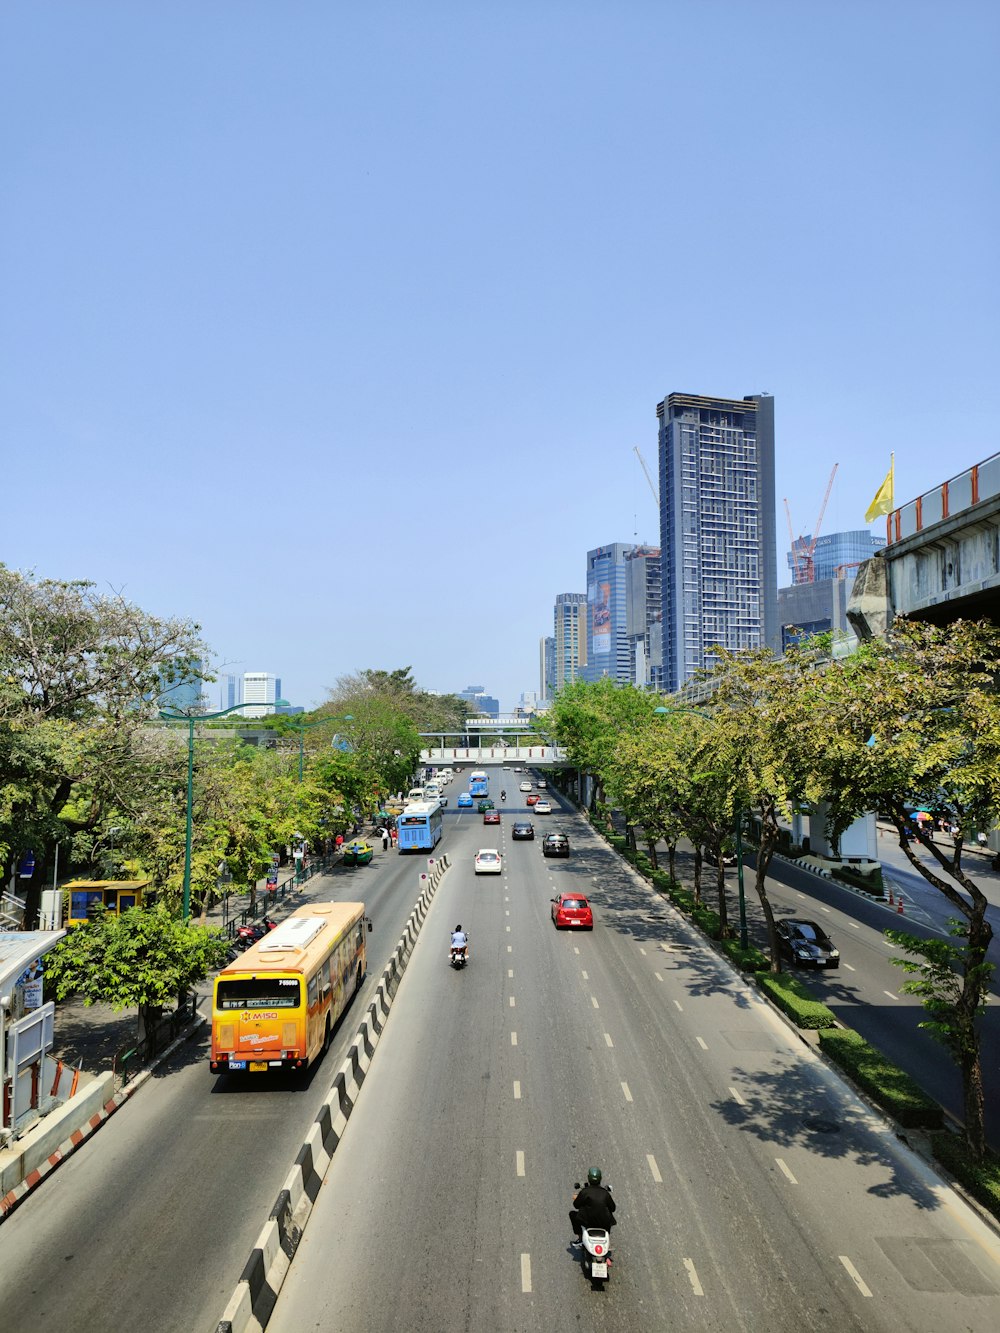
[217,978,301,1010]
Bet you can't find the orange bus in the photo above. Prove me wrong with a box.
[210,901,369,1075]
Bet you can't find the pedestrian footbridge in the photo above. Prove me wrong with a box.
[419,725,564,766]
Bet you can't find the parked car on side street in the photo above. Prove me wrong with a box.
[342,840,374,866]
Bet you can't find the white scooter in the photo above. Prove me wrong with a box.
[572,1183,614,1285]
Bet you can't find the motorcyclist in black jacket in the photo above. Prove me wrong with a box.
[570,1167,616,1241]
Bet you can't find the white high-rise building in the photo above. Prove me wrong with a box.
[241,672,282,718]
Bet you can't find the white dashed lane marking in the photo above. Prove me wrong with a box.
[696,1037,708,1050]
[516,1151,525,1177]
[511,1032,517,1046]
[621,1082,633,1103]
[647,1154,662,1182]
[683,1258,704,1296]
[776,1158,798,1184]
[604,1033,614,1047]
[513,1081,521,1100]
[582,970,589,980]
[654,971,663,982]
[521,1253,532,1293]
[509,996,516,1007]
[591,996,600,1009]
[673,999,683,1011]
[729,1087,747,1106]
[884,990,899,1001]
[839,1256,873,1297]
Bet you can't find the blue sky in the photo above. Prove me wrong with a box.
[3,2,998,712]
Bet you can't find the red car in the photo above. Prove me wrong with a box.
[526,793,540,806]
[483,810,501,825]
[551,893,593,930]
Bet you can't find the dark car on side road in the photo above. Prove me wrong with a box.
[776,918,840,969]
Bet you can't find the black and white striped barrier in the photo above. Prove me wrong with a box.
[216,853,450,1333]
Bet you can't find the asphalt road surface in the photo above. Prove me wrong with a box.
[268,789,1000,1333]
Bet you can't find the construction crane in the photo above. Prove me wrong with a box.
[633,446,658,509]
[784,463,839,584]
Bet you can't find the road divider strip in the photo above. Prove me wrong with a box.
[216,853,451,1333]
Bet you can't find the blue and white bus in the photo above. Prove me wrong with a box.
[396,801,444,852]
[468,770,489,798]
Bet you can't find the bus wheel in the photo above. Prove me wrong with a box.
[355,963,363,994]
[322,1019,332,1054]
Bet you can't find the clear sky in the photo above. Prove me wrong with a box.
[3,2,997,712]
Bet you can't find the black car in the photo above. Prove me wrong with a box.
[542,833,570,858]
[512,821,535,840]
[776,919,840,969]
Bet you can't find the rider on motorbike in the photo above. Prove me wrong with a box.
[570,1167,616,1242]
[450,925,468,960]
[500,789,507,802]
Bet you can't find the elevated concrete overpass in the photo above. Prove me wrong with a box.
[849,450,1000,638]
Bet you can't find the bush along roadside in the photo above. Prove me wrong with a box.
[593,812,1000,1224]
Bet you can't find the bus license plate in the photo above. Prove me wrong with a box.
[250,1061,268,1072]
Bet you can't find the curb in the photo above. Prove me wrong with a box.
[215,853,450,1333]
[0,1011,206,1223]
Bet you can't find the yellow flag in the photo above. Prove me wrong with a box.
[865,457,894,523]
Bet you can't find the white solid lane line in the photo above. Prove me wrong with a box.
[621,1082,633,1103]
[647,1154,662,1182]
[521,1253,532,1293]
[683,1258,704,1296]
[516,1151,525,1177]
[696,1036,708,1050]
[729,1087,747,1106]
[776,1158,798,1184]
[839,1256,873,1297]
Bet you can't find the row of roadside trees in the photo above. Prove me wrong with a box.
[546,618,999,1162]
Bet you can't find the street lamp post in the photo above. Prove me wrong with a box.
[653,705,749,950]
[158,698,289,920]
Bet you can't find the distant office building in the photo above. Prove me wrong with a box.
[158,658,205,714]
[459,685,500,717]
[553,593,587,692]
[582,544,633,685]
[220,673,240,711]
[540,636,556,700]
[625,545,663,689]
[242,671,282,718]
[778,567,859,653]
[786,529,887,586]
[657,391,778,691]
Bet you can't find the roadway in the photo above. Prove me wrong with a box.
[0,831,452,1332]
[268,783,1000,1332]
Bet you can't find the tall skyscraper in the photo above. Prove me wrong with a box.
[625,545,663,689]
[540,635,556,700]
[220,673,240,711]
[158,658,205,714]
[242,671,282,718]
[553,593,587,692]
[656,391,778,691]
[582,545,633,685]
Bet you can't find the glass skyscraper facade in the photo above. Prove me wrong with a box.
[787,529,887,585]
[582,544,633,685]
[657,392,778,692]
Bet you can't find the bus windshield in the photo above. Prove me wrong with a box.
[216,977,301,1010]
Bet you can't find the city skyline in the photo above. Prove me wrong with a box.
[3,4,996,713]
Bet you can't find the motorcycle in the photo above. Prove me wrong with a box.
[235,915,277,950]
[500,791,507,802]
[572,1183,614,1286]
[449,943,469,969]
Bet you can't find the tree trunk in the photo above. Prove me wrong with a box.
[959,908,993,1161]
[753,810,782,972]
[716,862,730,937]
[667,841,676,880]
[647,836,659,871]
[692,847,702,906]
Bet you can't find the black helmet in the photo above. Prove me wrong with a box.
[587,1167,602,1186]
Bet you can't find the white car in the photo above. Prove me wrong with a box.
[519,781,533,793]
[534,799,552,814]
[537,779,547,789]
[474,848,502,875]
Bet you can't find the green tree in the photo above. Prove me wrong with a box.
[801,618,1000,1160]
[44,905,230,1043]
